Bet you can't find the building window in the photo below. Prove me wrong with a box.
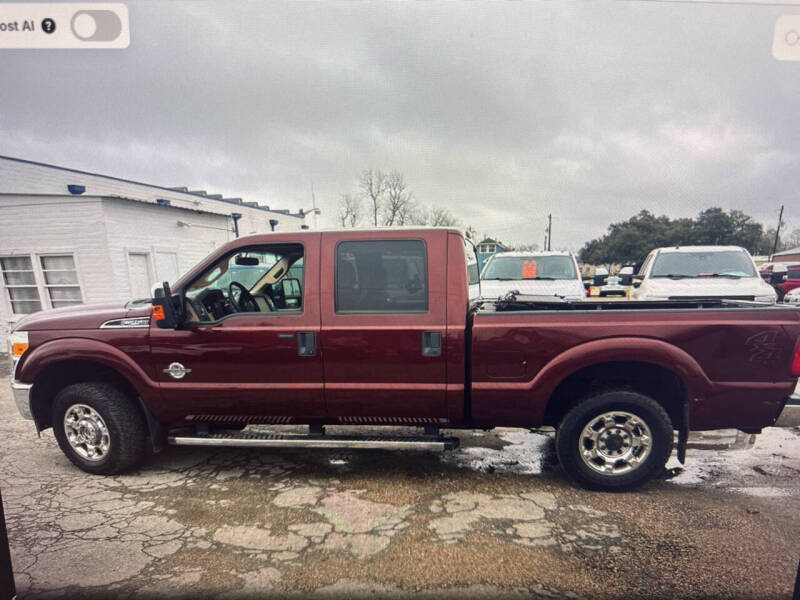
[1,256,43,315]
[40,255,83,308]
[335,240,428,313]
[1,253,83,315]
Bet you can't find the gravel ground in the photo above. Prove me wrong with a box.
[1,369,799,600]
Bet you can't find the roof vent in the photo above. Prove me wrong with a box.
[67,184,85,195]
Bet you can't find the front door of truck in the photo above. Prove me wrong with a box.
[149,236,323,422]
[319,232,448,422]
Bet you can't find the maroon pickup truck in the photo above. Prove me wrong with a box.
[8,228,800,490]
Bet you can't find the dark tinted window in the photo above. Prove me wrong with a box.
[787,268,800,279]
[336,240,427,312]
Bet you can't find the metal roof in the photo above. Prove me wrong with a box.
[0,155,304,221]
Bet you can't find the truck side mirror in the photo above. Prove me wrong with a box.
[152,281,183,329]
[770,271,787,285]
[583,279,592,291]
[632,278,643,288]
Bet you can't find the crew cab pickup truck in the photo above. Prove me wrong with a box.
[8,228,800,491]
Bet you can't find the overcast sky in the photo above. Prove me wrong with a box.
[2,0,799,250]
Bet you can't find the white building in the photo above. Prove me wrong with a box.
[0,156,308,337]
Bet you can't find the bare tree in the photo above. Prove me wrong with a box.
[784,227,800,250]
[383,171,414,226]
[359,169,388,227]
[508,242,540,252]
[426,206,460,227]
[337,193,362,228]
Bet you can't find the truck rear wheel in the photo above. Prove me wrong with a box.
[555,390,673,491]
[52,382,147,475]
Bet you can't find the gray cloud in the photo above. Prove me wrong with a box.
[1,0,798,249]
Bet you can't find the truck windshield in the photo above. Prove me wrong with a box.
[650,251,756,278]
[482,255,577,280]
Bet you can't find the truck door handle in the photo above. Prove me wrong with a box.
[422,331,441,357]
[297,332,316,356]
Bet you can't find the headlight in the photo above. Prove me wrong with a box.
[755,293,777,303]
[8,331,29,367]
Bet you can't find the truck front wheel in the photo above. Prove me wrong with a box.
[555,390,673,491]
[52,382,147,475]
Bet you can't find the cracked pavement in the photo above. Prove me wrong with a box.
[1,369,799,599]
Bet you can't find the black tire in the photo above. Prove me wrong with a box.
[555,390,673,491]
[52,382,147,475]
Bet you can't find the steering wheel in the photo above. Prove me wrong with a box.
[228,281,259,313]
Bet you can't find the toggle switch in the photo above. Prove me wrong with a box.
[70,9,121,42]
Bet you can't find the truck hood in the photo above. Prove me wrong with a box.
[638,277,776,300]
[478,279,585,299]
[12,301,151,332]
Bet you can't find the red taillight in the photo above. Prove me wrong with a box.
[792,340,800,377]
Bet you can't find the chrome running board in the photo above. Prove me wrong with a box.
[167,430,459,451]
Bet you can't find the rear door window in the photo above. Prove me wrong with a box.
[335,240,428,313]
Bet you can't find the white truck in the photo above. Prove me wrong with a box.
[477,251,586,300]
[631,245,777,303]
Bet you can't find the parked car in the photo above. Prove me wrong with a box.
[784,286,800,305]
[772,264,800,301]
[8,228,800,491]
[599,275,627,297]
[478,251,586,300]
[617,265,636,286]
[631,245,777,303]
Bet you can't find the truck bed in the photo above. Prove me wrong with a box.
[470,298,800,431]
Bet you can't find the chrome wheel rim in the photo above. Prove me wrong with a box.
[63,404,111,462]
[578,411,652,475]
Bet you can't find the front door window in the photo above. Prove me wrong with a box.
[184,244,304,322]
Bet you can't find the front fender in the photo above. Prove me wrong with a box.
[17,337,160,404]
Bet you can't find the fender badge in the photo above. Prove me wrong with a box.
[163,362,191,380]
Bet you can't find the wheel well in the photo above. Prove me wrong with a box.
[31,360,143,431]
[542,361,685,429]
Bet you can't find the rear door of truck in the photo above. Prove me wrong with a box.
[319,230,449,422]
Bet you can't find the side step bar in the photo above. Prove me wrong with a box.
[168,431,460,451]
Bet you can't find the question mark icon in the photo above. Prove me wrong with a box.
[41,18,56,34]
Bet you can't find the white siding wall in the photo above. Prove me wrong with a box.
[0,157,308,341]
[101,198,236,298]
[0,196,113,338]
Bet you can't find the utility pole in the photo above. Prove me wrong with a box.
[771,205,784,258]
[310,179,318,229]
[546,214,552,251]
